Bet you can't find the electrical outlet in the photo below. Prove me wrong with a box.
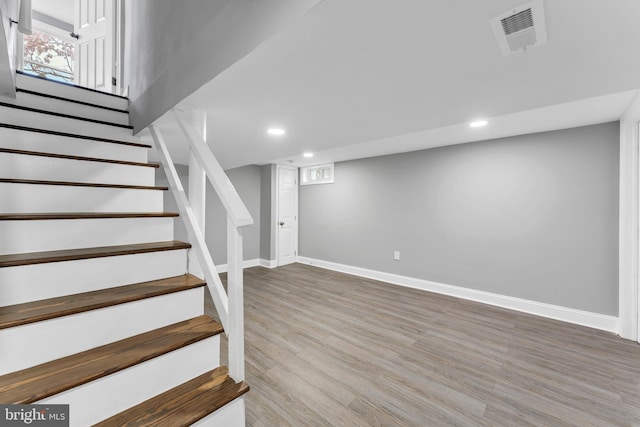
[394,251,400,261]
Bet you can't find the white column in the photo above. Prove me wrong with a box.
[188,108,207,279]
[619,94,640,341]
[227,215,245,381]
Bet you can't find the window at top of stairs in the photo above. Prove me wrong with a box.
[22,22,75,84]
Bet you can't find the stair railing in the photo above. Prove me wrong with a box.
[149,109,252,382]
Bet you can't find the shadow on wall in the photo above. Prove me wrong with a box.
[124,0,323,132]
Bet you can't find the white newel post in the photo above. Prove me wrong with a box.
[227,215,245,382]
[188,108,207,279]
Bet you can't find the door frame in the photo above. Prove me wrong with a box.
[275,165,299,267]
[113,0,125,95]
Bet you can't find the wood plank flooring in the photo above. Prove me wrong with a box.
[206,263,640,426]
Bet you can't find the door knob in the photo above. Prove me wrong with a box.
[279,222,284,226]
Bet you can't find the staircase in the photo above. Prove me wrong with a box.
[0,72,249,426]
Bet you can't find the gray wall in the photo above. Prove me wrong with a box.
[259,164,274,260]
[206,165,261,263]
[299,122,620,315]
[124,0,322,132]
[156,164,261,265]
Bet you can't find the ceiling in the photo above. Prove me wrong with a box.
[148,0,640,169]
[32,0,74,26]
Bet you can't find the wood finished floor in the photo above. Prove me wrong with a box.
[205,263,640,426]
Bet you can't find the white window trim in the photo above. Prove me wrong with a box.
[32,20,75,42]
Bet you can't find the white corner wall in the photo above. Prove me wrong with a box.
[0,0,19,96]
[619,92,640,341]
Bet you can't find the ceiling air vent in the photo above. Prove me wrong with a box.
[490,0,547,56]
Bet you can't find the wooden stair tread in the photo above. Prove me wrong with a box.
[0,178,167,190]
[0,122,150,148]
[95,366,249,427]
[0,274,205,329]
[16,88,129,114]
[0,241,191,268]
[0,101,133,129]
[0,315,223,404]
[17,70,129,100]
[0,147,159,168]
[0,212,179,220]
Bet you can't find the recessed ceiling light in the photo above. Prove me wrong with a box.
[303,152,314,158]
[470,120,488,128]
[267,128,285,135]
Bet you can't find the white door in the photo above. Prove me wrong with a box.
[277,166,298,266]
[74,0,114,92]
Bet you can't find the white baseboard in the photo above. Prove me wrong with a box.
[297,256,619,334]
[215,258,275,273]
[259,259,278,268]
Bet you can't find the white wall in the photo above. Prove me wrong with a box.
[0,0,19,95]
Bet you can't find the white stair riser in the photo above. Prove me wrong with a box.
[0,287,205,375]
[0,105,133,140]
[0,126,148,163]
[0,218,174,255]
[0,152,155,186]
[39,337,219,427]
[7,92,130,125]
[0,250,188,306]
[16,73,128,111]
[0,182,164,213]
[192,397,246,427]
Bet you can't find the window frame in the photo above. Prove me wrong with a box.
[300,163,335,186]
[18,19,76,79]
